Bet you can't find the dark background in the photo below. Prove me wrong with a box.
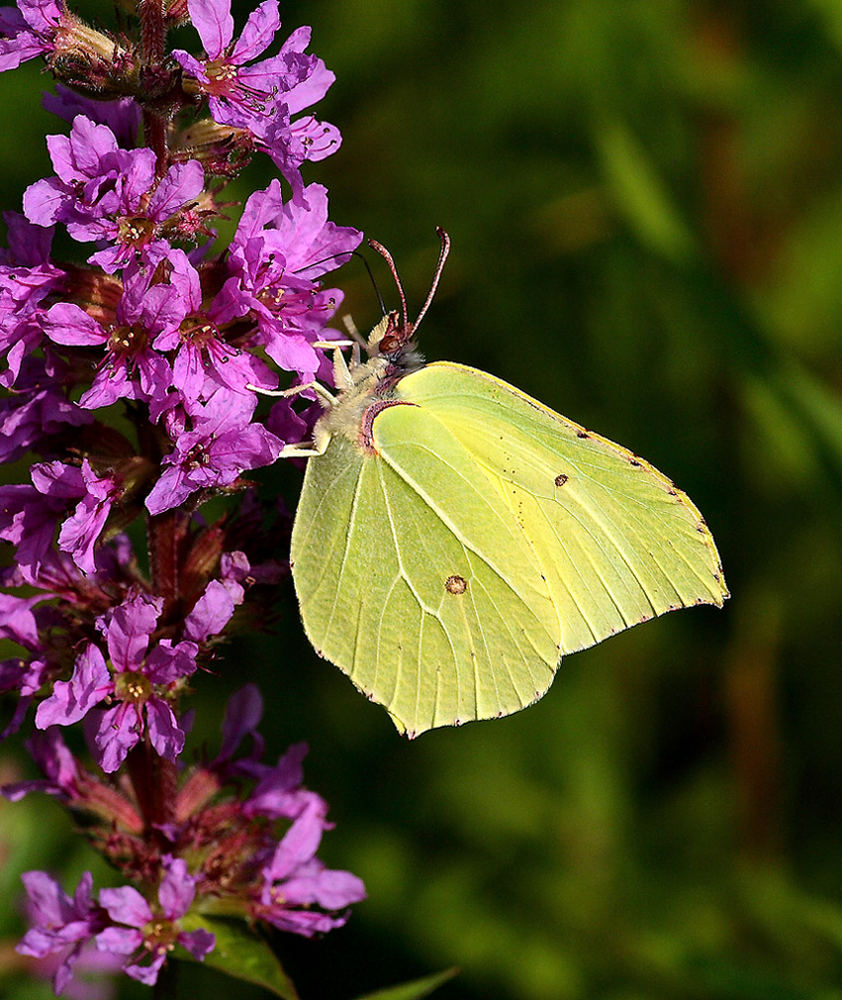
[2,1,842,997]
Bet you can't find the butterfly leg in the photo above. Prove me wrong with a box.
[342,316,365,370]
[342,315,366,348]
[278,440,328,459]
[246,380,337,408]
[311,334,361,388]
[312,339,355,350]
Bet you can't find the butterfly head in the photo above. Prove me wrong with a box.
[364,309,424,378]
[366,228,450,368]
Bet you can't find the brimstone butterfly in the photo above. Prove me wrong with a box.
[284,231,728,737]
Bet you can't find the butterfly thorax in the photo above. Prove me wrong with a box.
[314,311,425,455]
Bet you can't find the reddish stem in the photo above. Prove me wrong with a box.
[126,739,178,833]
[133,0,183,865]
[138,0,169,176]
[144,110,169,178]
[148,509,190,623]
[139,0,167,63]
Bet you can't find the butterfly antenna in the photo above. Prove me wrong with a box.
[293,249,387,317]
[413,227,450,332]
[292,249,355,275]
[369,238,409,330]
[358,251,388,316]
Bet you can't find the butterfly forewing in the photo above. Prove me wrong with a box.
[396,362,728,655]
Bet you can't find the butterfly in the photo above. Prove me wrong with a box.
[282,230,727,737]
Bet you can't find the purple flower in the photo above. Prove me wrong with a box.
[214,179,360,378]
[2,461,95,576]
[0,0,366,966]
[184,577,242,643]
[43,84,141,148]
[173,0,282,129]
[1,208,55,266]
[96,858,215,985]
[0,374,92,464]
[25,945,121,1000]
[25,459,123,574]
[0,589,46,650]
[35,642,112,729]
[219,549,254,596]
[209,690,315,813]
[1,529,135,609]
[2,727,81,801]
[167,687,367,937]
[23,116,126,227]
[258,797,366,936]
[254,26,342,201]
[83,158,205,274]
[0,593,51,737]
[43,266,175,410]
[24,116,205,273]
[0,312,43,388]
[3,728,146,834]
[0,0,63,72]
[58,461,123,574]
[16,870,107,996]
[0,480,66,573]
[149,249,276,401]
[145,388,283,515]
[0,219,66,385]
[260,110,341,204]
[244,742,321,821]
[173,0,339,200]
[35,592,198,772]
[213,683,265,772]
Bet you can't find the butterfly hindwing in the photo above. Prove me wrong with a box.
[292,410,561,735]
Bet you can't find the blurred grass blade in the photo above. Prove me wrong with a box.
[352,967,458,1000]
[775,360,842,466]
[690,268,842,490]
[595,117,697,262]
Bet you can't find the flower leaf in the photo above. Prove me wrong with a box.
[178,914,299,999]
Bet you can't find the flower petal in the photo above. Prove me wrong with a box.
[35,643,111,728]
[158,857,194,919]
[188,0,233,58]
[98,886,151,929]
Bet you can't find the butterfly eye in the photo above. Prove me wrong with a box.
[379,333,401,354]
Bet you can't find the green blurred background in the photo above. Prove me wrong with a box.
[3,0,842,997]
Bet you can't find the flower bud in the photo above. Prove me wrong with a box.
[171,120,255,178]
[49,11,140,99]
